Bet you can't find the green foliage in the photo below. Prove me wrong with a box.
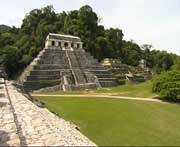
[104,28,124,59]
[1,45,19,76]
[0,32,16,48]
[121,40,142,66]
[142,45,174,73]
[19,55,33,67]
[95,36,108,60]
[0,25,11,33]
[172,63,180,71]
[153,71,180,100]
[0,5,179,77]
[172,57,180,71]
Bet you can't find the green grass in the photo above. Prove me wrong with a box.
[38,96,180,146]
[36,81,157,98]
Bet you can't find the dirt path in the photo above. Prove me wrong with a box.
[32,94,166,104]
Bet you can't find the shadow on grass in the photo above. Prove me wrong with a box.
[155,96,180,105]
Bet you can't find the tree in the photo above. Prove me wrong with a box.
[0,32,15,48]
[77,5,99,55]
[121,41,142,66]
[0,25,11,33]
[95,36,108,60]
[1,45,19,76]
[64,10,79,36]
[154,51,174,73]
[141,44,154,68]
[105,28,124,59]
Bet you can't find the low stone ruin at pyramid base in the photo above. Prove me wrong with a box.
[101,58,153,84]
[17,33,118,92]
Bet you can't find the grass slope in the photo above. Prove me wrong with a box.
[38,96,180,146]
[37,81,157,98]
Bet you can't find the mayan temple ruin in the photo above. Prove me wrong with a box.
[18,33,118,91]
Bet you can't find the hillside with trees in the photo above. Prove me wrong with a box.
[0,5,179,77]
[0,25,12,33]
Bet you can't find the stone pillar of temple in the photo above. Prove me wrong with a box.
[74,43,78,49]
[61,41,65,47]
[68,42,71,48]
[80,43,83,49]
[55,41,59,47]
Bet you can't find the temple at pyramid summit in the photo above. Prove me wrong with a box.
[18,33,118,91]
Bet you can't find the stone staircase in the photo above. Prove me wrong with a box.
[18,48,68,91]
[66,50,87,85]
[18,49,46,85]
[74,49,118,87]
[17,47,118,91]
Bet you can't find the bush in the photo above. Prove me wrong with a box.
[152,71,180,100]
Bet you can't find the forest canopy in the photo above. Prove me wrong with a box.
[0,5,179,77]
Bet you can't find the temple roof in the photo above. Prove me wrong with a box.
[48,33,81,42]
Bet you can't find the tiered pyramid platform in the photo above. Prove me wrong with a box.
[18,34,118,91]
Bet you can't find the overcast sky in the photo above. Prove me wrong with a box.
[0,0,180,55]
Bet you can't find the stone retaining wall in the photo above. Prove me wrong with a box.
[0,81,96,146]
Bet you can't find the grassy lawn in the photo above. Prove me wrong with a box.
[36,81,157,98]
[38,96,180,146]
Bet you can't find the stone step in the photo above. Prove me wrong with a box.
[24,79,61,90]
[82,65,107,70]
[37,59,68,64]
[98,78,117,81]
[90,70,111,75]
[26,75,61,81]
[76,52,98,64]
[34,64,70,70]
[40,56,67,61]
[72,83,98,91]
[41,53,66,58]
[42,52,65,56]
[44,49,64,53]
[100,81,117,87]
[30,70,60,76]
[95,74,114,78]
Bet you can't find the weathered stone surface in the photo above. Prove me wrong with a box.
[0,80,96,146]
[0,82,20,146]
[5,81,96,146]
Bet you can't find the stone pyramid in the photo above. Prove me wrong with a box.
[18,33,118,91]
